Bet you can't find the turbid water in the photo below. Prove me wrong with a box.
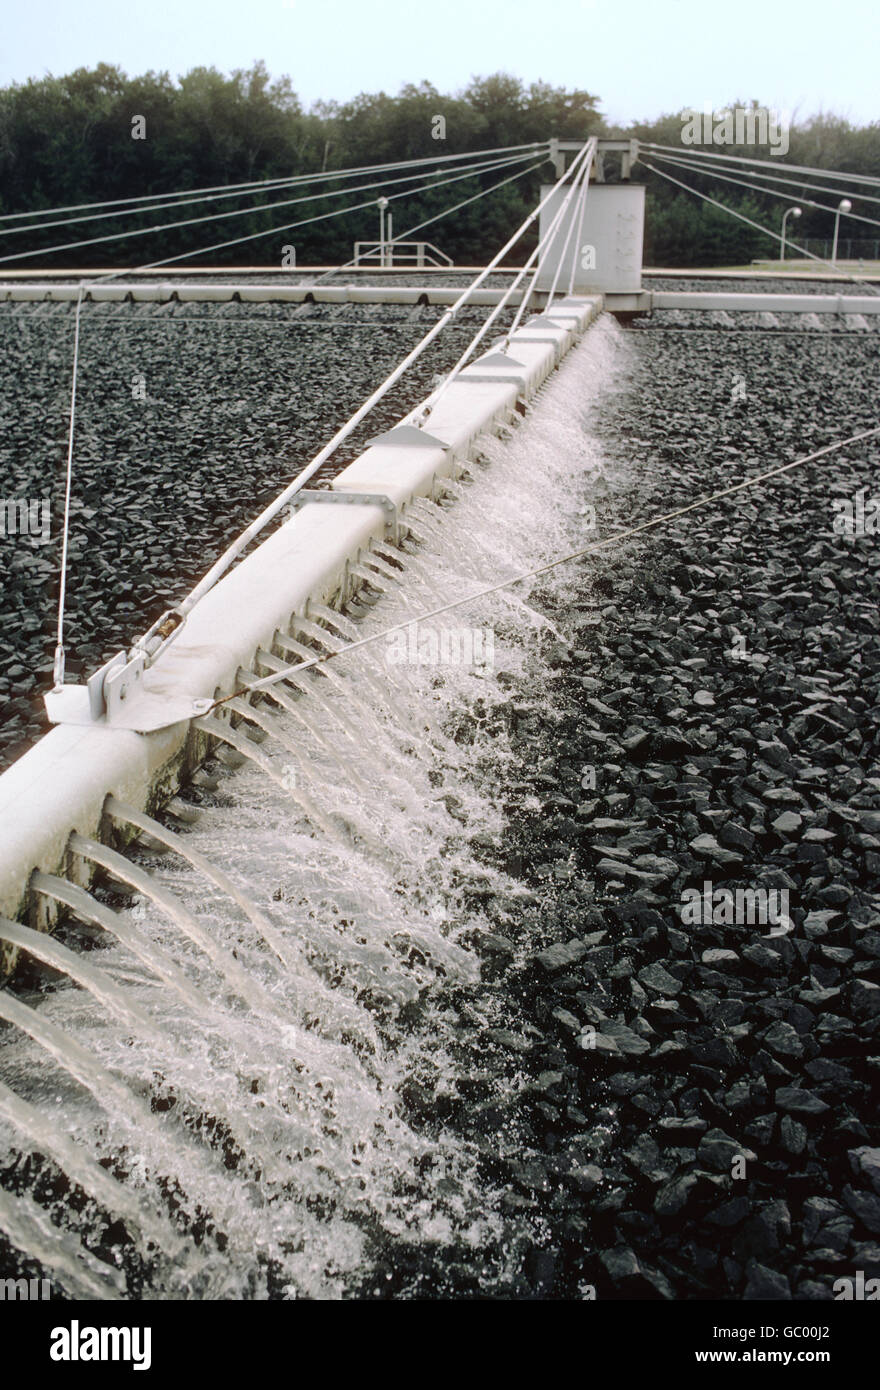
[0,317,628,1299]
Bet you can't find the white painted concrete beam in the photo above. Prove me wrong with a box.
[0,297,603,924]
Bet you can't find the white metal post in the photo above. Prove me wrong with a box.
[377,196,389,268]
[832,198,852,265]
[780,206,801,263]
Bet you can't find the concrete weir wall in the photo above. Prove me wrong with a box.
[0,295,602,949]
[0,282,526,308]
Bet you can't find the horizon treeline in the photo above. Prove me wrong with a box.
[0,62,877,268]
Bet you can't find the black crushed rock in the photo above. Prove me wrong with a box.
[359,316,880,1300]
[0,298,517,770]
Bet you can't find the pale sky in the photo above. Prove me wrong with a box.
[1,0,877,128]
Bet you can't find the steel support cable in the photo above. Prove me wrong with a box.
[416,140,596,425]
[0,150,540,268]
[539,139,596,305]
[52,285,84,688]
[170,146,594,622]
[567,146,593,297]
[0,146,548,242]
[645,148,880,234]
[0,176,332,240]
[641,148,880,211]
[414,191,580,423]
[640,142,880,189]
[45,156,546,689]
[0,175,379,242]
[203,424,880,713]
[0,141,549,226]
[83,152,541,289]
[18,161,546,309]
[506,138,597,338]
[311,155,550,284]
[638,158,880,297]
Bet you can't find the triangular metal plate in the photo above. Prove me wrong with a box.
[366,424,450,450]
[476,353,527,368]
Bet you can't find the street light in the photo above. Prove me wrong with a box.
[377,196,389,269]
[780,206,801,263]
[832,198,852,266]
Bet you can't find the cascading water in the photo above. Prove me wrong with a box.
[0,316,629,1300]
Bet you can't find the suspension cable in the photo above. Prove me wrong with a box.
[645,148,880,234]
[204,424,880,712]
[170,147,591,622]
[415,141,596,425]
[0,175,350,241]
[0,149,541,268]
[641,148,880,211]
[0,142,549,226]
[638,158,880,297]
[540,139,596,304]
[43,153,548,686]
[52,285,85,689]
[506,138,596,338]
[567,148,592,297]
[311,154,549,284]
[84,151,540,287]
[1,145,547,242]
[640,142,880,189]
[10,161,547,327]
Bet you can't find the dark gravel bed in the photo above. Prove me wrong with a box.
[0,299,516,770]
[641,275,880,334]
[644,275,879,296]
[361,325,880,1299]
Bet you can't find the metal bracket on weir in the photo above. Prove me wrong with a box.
[287,490,400,544]
[42,607,198,732]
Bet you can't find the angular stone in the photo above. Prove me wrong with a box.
[780,1115,807,1155]
[843,1185,880,1235]
[701,948,739,966]
[762,1021,804,1059]
[743,1260,792,1300]
[535,940,587,974]
[637,962,683,995]
[654,1172,700,1216]
[848,1146,880,1196]
[697,1129,756,1173]
[719,821,755,853]
[852,979,880,1018]
[600,1019,650,1056]
[803,1197,843,1245]
[775,1086,830,1116]
[689,833,743,865]
[707,1196,750,1228]
[599,1246,640,1282]
[570,1163,603,1193]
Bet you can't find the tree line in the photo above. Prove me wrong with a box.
[0,63,877,269]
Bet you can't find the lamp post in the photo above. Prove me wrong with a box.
[832,198,852,266]
[780,205,801,263]
[377,197,389,269]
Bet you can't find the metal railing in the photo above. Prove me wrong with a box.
[352,240,453,268]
